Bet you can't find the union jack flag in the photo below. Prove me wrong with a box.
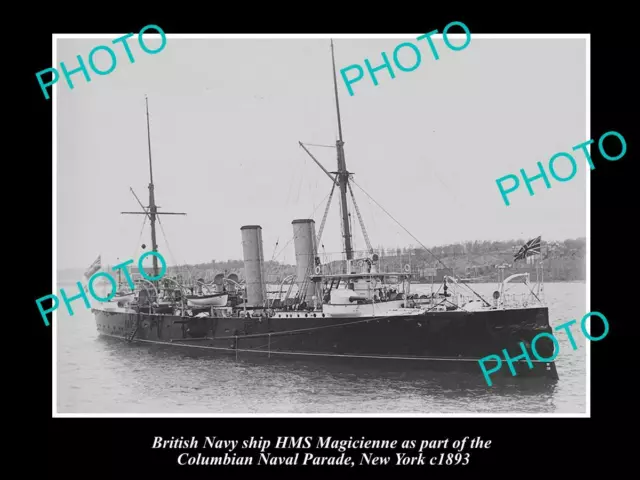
[514,236,541,262]
[84,255,101,278]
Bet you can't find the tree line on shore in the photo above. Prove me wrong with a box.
[182,237,586,283]
[57,237,585,284]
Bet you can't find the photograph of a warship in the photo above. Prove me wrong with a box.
[91,41,558,382]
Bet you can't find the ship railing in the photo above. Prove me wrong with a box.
[194,279,218,295]
[272,274,296,308]
[499,292,544,308]
[133,278,158,312]
[222,277,243,294]
[159,277,188,312]
[421,292,542,309]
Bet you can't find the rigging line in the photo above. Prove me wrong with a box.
[301,143,336,148]
[316,182,336,245]
[295,151,308,204]
[286,152,304,205]
[360,186,378,241]
[270,238,280,263]
[430,168,467,212]
[296,173,303,204]
[338,193,346,258]
[350,178,491,306]
[156,216,178,267]
[156,215,193,280]
[132,214,148,268]
[350,178,448,268]
[350,199,357,254]
[272,190,332,261]
[347,180,373,253]
[273,232,300,263]
[522,279,542,303]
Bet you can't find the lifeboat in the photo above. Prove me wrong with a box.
[185,292,228,307]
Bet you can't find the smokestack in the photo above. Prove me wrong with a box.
[241,225,265,307]
[292,219,318,304]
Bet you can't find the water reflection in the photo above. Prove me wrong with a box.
[57,282,585,414]
[96,335,557,413]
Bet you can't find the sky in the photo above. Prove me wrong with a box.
[56,36,587,270]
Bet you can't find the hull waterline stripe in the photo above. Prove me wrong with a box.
[94,302,545,344]
[96,307,510,341]
[98,333,548,364]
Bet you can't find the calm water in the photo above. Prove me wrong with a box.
[56,282,587,414]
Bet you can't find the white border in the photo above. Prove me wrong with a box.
[52,33,590,418]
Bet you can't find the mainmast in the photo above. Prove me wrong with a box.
[331,40,354,261]
[121,96,186,280]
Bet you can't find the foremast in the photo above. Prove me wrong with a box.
[145,96,160,277]
[121,96,186,280]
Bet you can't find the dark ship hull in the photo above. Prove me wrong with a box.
[93,305,558,381]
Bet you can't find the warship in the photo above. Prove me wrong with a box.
[91,41,558,381]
